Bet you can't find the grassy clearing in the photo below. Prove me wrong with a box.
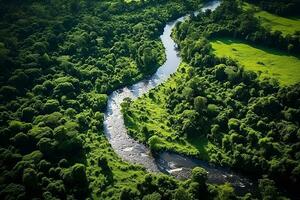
[124,63,213,160]
[211,38,300,85]
[243,2,300,36]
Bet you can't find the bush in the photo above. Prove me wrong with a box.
[43,99,60,114]
[0,183,26,200]
[258,177,279,200]
[21,107,36,122]
[12,132,31,151]
[148,135,161,151]
[22,150,43,164]
[120,187,139,200]
[207,104,219,117]
[142,192,162,200]
[194,96,207,112]
[22,168,38,188]
[191,167,208,185]
[216,183,235,200]
[46,180,66,198]
[54,82,75,96]
[9,120,32,133]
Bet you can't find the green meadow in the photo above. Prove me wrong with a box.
[243,3,300,36]
[211,38,300,85]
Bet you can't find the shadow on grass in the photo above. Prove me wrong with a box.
[211,37,300,58]
[186,136,209,160]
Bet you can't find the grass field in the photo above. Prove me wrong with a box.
[124,63,211,160]
[243,3,300,36]
[211,38,300,85]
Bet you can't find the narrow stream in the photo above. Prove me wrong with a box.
[104,0,257,196]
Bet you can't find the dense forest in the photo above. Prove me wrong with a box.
[0,0,299,199]
[0,0,216,199]
[173,0,300,190]
[123,0,300,199]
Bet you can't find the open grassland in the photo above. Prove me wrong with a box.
[211,38,300,85]
[243,3,300,36]
[124,63,214,160]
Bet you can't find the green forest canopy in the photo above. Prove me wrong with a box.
[0,0,299,199]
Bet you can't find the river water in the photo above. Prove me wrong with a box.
[103,0,257,195]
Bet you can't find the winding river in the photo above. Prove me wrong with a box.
[104,0,256,195]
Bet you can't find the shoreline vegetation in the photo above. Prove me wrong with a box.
[0,0,299,199]
[123,0,300,199]
[2,0,230,199]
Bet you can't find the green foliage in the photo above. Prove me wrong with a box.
[173,187,191,200]
[0,0,213,199]
[194,96,207,112]
[0,183,26,200]
[211,38,300,85]
[1,0,298,199]
[148,135,161,151]
[142,192,162,200]
[120,187,139,200]
[123,1,300,198]
[43,99,60,114]
[22,168,38,189]
[257,176,288,200]
[23,150,43,164]
[191,167,208,184]
[216,183,236,200]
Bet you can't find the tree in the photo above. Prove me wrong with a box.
[180,110,199,137]
[228,118,240,131]
[21,107,35,122]
[0,183,26,200]
[12,132,31,152]
[215,64,227,81]
[120,187,138,200]
[216,183,236,200]
[0,86,18,99]
[258,177,279,200]
[22,168,38,189]
[54,82,75,96]
[43,99,60,114]
[148,135,160,151]
[191,167,208,185]
[194,96,207,112]
[37,137,55,156]
[173,187,191,200]
[142,192,162,200]
[46,180,66,199]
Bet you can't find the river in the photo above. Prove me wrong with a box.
[103,0,257,196]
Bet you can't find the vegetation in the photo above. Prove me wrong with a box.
[123,0,300,198]
[1,0,299,199]
[0,0,234,199]
[123,63,212,159]
[244,0,300,16]
[243,2,300,36]
[211,38,300,85]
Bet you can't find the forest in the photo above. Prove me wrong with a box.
[123,0,300,199]
[0,0,299,199]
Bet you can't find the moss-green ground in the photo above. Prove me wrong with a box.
[210,38,300,85]
[243,2,300,36]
